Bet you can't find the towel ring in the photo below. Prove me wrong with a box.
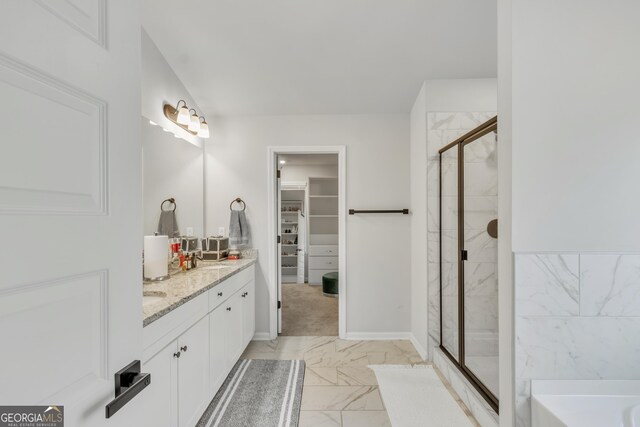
[161,198,177,212]
[230,198,246,211]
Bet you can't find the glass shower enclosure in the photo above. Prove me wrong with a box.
[439,116,499,412]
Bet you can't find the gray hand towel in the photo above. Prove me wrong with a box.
[157,210,180,238]
[229,210,249,247]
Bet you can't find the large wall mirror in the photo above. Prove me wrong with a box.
[142,117,204,238]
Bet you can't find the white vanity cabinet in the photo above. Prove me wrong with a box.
[208,277,255,394]
[241,281,255,346]
[177,316,211,427]
[133,341,177,427]
[225,291,245,365]
[141,316,210,427]
[208,306,226,399]
[142,264,256,427]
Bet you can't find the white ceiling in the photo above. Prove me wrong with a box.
[142,0,497,116]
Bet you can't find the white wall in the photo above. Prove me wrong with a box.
[511,0,640,253]
[503,1,640,426]
[410,83,429,357]
[142,118,204,238]
[141,29,204,148]
[205,115,411,337]
[141,29,206,239]
[497,0,514,424]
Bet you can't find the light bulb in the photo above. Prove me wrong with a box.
[176,105,190,125]
[188,113,201,132]
[197,121,209,138]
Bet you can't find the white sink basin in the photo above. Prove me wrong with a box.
[143,291,167,306]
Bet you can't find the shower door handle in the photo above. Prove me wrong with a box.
[461,250,468,261]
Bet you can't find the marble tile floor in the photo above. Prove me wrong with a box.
[241,336,480,427]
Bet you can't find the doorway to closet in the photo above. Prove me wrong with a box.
[267,147,346,339]
[278,154,339,336]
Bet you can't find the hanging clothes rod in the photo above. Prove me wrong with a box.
[349,209,409,215]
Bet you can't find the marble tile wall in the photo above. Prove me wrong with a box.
[426,112,498,365]
[514,253,640,427]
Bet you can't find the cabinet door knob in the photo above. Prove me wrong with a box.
[180,345,188,352]
[218,292,223,296]
[241,292,247,297]
[226,307,231,311]
[173,352,181,359]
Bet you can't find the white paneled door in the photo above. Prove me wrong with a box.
[276,166,283,334]
[0,2,145,426]
[297,211,306,284]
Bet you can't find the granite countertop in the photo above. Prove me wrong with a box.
[143,253,257,327]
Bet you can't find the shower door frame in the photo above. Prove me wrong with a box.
[438,116,499,413]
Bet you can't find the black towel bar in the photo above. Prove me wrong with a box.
[348,209,409,215]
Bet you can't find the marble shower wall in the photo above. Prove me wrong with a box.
[514,253,640,427]
[426,112,498,362]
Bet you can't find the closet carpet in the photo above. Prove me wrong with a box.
[282,284,338,336]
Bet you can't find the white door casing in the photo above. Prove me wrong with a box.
[0,1,144,426]
[267,146,347,340]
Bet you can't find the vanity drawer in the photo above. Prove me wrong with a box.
[208,265,254,310]
[309,245,338,256]
[309,256,338,270]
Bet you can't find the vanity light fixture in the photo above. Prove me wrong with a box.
[175,100,190,125]
[188,109,201,132]
[163,100,210,138]
[197,116,210,138]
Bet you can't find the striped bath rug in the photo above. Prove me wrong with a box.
[197,359,305,427]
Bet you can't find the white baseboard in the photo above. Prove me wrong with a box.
[343,332,412,341]
[251,332,272,341]
[410,334,428,361]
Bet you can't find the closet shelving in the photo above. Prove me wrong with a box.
[308,177,339,284]
[280,189,304,282]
